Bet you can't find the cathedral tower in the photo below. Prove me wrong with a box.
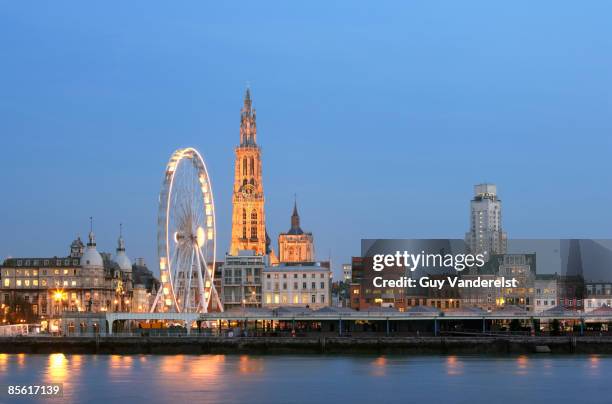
[230,89,267,255]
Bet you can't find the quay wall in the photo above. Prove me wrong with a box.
[2,336,612,355]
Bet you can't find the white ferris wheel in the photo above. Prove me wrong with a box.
[151,147,223,313]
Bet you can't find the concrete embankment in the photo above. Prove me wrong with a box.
[2,336,612,355]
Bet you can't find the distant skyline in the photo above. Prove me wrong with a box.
[1,2,611,278]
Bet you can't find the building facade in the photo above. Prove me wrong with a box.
[221,252,264,310]
[534,274,558,313]
[0,230,138,325]
[492,253,536,311]
[584,282,612,312]
[349,256,406,311]
[278,201,314,263]
[342,264,352,283]
[263,263,331,309]
[465,183,507,258]
[230,89,269,256]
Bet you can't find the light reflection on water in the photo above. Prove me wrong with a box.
[1,354,612,403]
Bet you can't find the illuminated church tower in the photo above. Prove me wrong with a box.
[230,89,268,256]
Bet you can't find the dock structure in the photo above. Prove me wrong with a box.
[95,306,612,336]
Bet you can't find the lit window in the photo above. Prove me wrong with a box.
[3,279,9,287]
[16,280,22,287]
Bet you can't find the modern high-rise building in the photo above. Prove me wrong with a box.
[465,183,507,257]
[230,89,270,257]
[278,200,314,263]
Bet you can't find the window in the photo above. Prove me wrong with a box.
[42,280,47,287]
[16,280,22,287]
[302,282,306,289]
[44,260,49,266]
[320,282,325,289]
[293,282,298,290]
[24,280,30,287]
[3,279,9,287]
[283,283,287,290]
[311,295,316,303]
[311,282,316,289]
[33,280,39,287]
[71,280,77,286]
[63,269,69,275]
[17,260,22,266]
[320,294,325,303]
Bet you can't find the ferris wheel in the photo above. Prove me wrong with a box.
[151,147,223,313]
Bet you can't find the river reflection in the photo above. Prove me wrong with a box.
[0,354,611,403]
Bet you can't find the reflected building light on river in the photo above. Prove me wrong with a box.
[515,355,529,376]
[371,356,387,377]
[47,353,68,384]
[588,355,600,376]
[0,353,7,373]
[17,353,25,368]
[446,356,463,376]
[238,355,264,375]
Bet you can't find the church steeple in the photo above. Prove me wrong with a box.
[278,198,314,262]
[290,198,302,233]
[240,87,257,146]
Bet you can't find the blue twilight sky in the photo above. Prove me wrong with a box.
[1,2,611,278]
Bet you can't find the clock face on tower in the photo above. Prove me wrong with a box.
[241,184,255,197]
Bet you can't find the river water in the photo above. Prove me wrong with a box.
[0,353,609,403]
